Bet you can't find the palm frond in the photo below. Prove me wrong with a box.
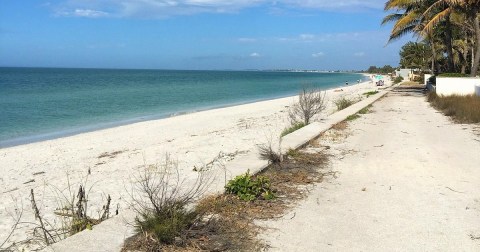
[392,10,422,32]
[422,8,452,35]
[385,0,419,10]
[382,13,405,25]
[388,25,418,43]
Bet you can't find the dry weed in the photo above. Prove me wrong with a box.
[428,92,480,123]
[331,121,348,131]
[124,150,330,252]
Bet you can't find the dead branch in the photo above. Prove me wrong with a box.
[0,203,24,250]
[100,195,111,221]
[289,87,327,125]
[30,189,50,245]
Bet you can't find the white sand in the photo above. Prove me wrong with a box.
[0,78,383,249]
[260,87,480,251]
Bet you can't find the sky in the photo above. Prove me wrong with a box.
[0,0,412,70]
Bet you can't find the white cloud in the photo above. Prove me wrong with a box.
[281,0,384,10]
[275,32,369,43]
[250,52,261,57]
[58,8,109,18]
[299,34,315,40]
[312,52,325,58]
[238,38,258,43]
[75,9,109,17]
[354,52,365,57]
[52,0,384,18]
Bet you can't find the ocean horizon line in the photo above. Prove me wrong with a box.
[0,66,364,73]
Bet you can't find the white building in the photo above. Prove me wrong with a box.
[395,69,413,80]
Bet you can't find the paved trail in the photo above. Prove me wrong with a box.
[261,87,480,251]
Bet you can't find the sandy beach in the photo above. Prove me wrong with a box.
[0,79,383,248]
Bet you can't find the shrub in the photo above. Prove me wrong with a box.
[49,174,113,240]
[289,87,327,125]
[257,137,282,164]
[363,91,379,98]
[225,171,274,201]
[334,97,355,111]
[413,75,424,83]
[438,73,469,77]
[393,76,404,84]
[346,114,361,121]
[358,105,372,114]
[130,155,211,244]
[286,148,300,158]
[136,205,198,244]
[280,122,306,137]
[66,185,108,235]
[427,92,480,123]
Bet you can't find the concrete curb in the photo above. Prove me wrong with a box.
[281,86,393,151]
[44,84,394,252]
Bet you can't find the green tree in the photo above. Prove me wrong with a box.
[382,65,396,73]
[422,0,480,76]
[383,0,467,73]
[367,66,378,73]
[383,0,444,72]
[399,42,432,70]
[366,65,396,74]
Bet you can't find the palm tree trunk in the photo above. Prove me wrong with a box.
[445,16,455,72]
[428,32,436,74]
[431,42,436,74]
[472,14,480,76]
[461,38,468,74]
[470,44,475,70]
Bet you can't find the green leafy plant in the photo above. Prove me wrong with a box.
[225,171,274,201]
[280,122,306,137]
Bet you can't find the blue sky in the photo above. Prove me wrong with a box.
[0,0,411,70]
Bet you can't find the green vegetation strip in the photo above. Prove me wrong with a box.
[437,73,470,77]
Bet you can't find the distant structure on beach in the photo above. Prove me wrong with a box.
[395,69,414,80]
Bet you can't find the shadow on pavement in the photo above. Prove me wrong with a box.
[390,84,426,97]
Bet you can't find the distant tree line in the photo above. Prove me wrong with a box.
[383,0,480,76]
[364,65,396,74]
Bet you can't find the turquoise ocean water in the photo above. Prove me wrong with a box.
[0,68,367,147]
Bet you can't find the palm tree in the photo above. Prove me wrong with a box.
[422,0,480,76]
[382,0,444,72]
[424,31,446,73]
[383,0,424,42]
[451,12,475,73]
[399,41,433,71]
